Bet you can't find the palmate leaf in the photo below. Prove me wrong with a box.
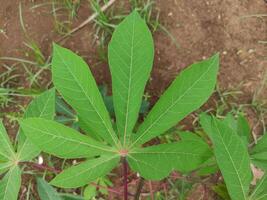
[0,121,15,161]
[249,174,267,200]
[128,136,212,180]
[50,155,120,188]
[0,166,21,200]
[108,10,154,146]
[37,178,63,200]
[20,11,220,192]
[202,116,252,200]
[131,54,219,147]
[52,44,119,147]
[17,88,55,161]
[20,118,116,159]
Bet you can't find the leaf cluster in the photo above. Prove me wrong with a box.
[18,11,219,189]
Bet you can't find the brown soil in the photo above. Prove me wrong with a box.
[0,0,266,199]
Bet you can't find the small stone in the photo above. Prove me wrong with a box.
[222,51,227,55]
[237,50,243,55]
[168,12,173,17]
[38,156,44,165]
[248,49,255,54]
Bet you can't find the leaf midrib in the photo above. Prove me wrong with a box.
[54,48,119,148]
[54,155,119,184]
[130,151,206,156]
[2,167,16,200]
[213,120,247,200]
[131,58,217,147]
[18,91,54,160]
[250,175,267,200]
[123,14,136,147]
[22,122,115,154]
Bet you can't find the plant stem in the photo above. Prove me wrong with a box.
[134,177,144,200]
[148,181,154,200]
[123,157,128,200]
[21,162,60,173]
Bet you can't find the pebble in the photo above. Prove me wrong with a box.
[237,50,243,55]
[248,49,255,54]
[38,156,44,165]
[168,12,173,17]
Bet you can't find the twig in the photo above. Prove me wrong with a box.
[56,0,117,43]
[134,177,145,200]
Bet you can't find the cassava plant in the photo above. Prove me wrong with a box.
[0,88,55,200]
[20,11,220,199]
[200,113,267,200]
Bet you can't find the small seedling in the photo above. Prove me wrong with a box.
[20,11,219,199]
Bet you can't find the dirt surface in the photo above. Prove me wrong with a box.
[1,0,266,98]
[1,0,266,110]
[0,0,266,199]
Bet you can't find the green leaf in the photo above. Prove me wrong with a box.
[249,174,267,200]
[108,10,154,146]
[178,131,204,141]
[251,133,267,170]
[24,88,55,119]
[199,112,213,138]
[251,153,267,171]
[20,118,116,159]
[251,133,267,155]
[83,185,96,199]
[0,166,21,200]
[52,44,119,147]
[17,88,55,161]
[212,183,231,200]
[207,117,252,200]
[236,114,251,144]
[197,163,218,177]
[60,194,84,200]
[252,160,267,171]
[0,162,13,175]
[56,95,76,118]
[51,155,120,188]
[0,121,15,161]
[37,177,63,200]
[131,54,219,147]
[223,113,250,145]
[128,139,212,180]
